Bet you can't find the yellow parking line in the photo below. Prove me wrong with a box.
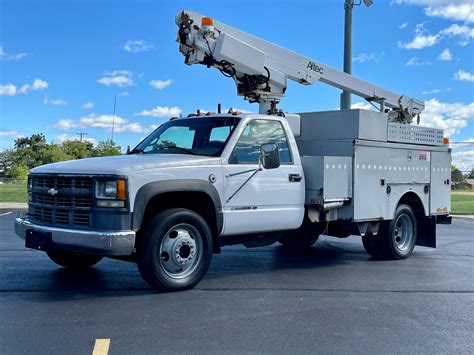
[92,339,110,355]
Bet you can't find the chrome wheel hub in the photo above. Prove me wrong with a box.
[393,214,414,252]
[159,224,202,279]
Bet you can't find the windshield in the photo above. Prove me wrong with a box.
[131,116,241,157]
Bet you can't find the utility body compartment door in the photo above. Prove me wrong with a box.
[353,143,431,220]
[429,151,451,214]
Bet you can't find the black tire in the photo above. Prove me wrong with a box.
[47,251,103,269]
[279,218,324,248]
[362,204,417,260]
[136,208,213,292]
[361,232,379,257]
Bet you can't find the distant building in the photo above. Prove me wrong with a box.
[465,179,474,191]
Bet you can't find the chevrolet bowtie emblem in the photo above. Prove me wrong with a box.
[47,188,58,196]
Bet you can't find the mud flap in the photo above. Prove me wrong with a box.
[416,216,436,248]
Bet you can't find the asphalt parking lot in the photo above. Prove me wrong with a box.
[0,210,473,354]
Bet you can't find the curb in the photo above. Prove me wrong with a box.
[0,203,28,209]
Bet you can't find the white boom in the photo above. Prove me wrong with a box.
[176,10,424,123]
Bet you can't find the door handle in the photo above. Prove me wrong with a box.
[289,174,302,182]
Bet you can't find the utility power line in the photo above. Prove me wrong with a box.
[76,132,87,142]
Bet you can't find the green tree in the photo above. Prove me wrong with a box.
[61,140,94,159]
[14,133,47,150]
[12,133,49,168]
[467,168,474,179]
[5,162,29,180]
[451,165,464,183]
[42,144,71,164]
[0,149,16,174]
[94,139,122,157]
[0,135,123,178]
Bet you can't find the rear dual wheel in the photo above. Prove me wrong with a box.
[362,204,417,260]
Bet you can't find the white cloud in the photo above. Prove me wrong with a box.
[52,113,156,134]
[425,4,474,24]
[454,69,474,81]
[420,98,474,137]
[352,52,380,63]
[135,106,182,118]
[18,78,48,94]
[0,46,28,61]
[398,34,440,49]
[97,70,133,87]
[422,89,441,95]
[437,48,453,61]
[44,96,67,106]
[398,22,473,49]
[399,22,408,29]
[0,84,17,96]
[118,91,130,97]
[392,1,473,24]
[123,40,153,53]
[149,79,173,90]
[0,78,48,96]
[452,149,474,172]
[351,102,376,110]
[450,138,474,148]
[439,24,474,45]
[393,1,470,4]
[82,101,94,109]
[406,57,432,66]
[0,130,24,138]
[50,99,67,105]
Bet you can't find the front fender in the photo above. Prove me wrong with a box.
[132,179,223,233]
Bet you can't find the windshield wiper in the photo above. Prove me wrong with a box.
[158,145,200,155]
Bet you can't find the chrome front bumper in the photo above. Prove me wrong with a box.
[14,217,136,256]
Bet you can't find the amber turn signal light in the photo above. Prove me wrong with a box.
[201,17,213,27]
[117,179,127,200]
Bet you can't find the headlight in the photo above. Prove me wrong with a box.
[95,179,127,207]
[96,181,117,198]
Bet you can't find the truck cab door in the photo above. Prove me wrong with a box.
[221,118,305,235]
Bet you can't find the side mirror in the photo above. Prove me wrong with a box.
[260,143,280,170]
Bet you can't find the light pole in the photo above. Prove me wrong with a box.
[111,94,117,142]
[340,0,373,110]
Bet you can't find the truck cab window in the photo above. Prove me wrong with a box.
[230,119,292,164]
[144,126,195,152]
[134,116,240,157]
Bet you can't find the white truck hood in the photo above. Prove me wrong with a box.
[30,154,221,175]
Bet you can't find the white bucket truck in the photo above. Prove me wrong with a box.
[15,11,451,291]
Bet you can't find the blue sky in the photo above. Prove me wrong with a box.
[0,0,473,170]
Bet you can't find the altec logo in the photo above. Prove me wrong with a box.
[47,188,58,196]
[306,61,324,74]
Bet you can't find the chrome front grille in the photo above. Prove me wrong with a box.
[33,176,92,189]
[30,175,93,228]
[33,194,93,208]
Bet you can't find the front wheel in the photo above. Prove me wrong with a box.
[47,251,103,269]
[137,208,213,292]
[362,204,417,260]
